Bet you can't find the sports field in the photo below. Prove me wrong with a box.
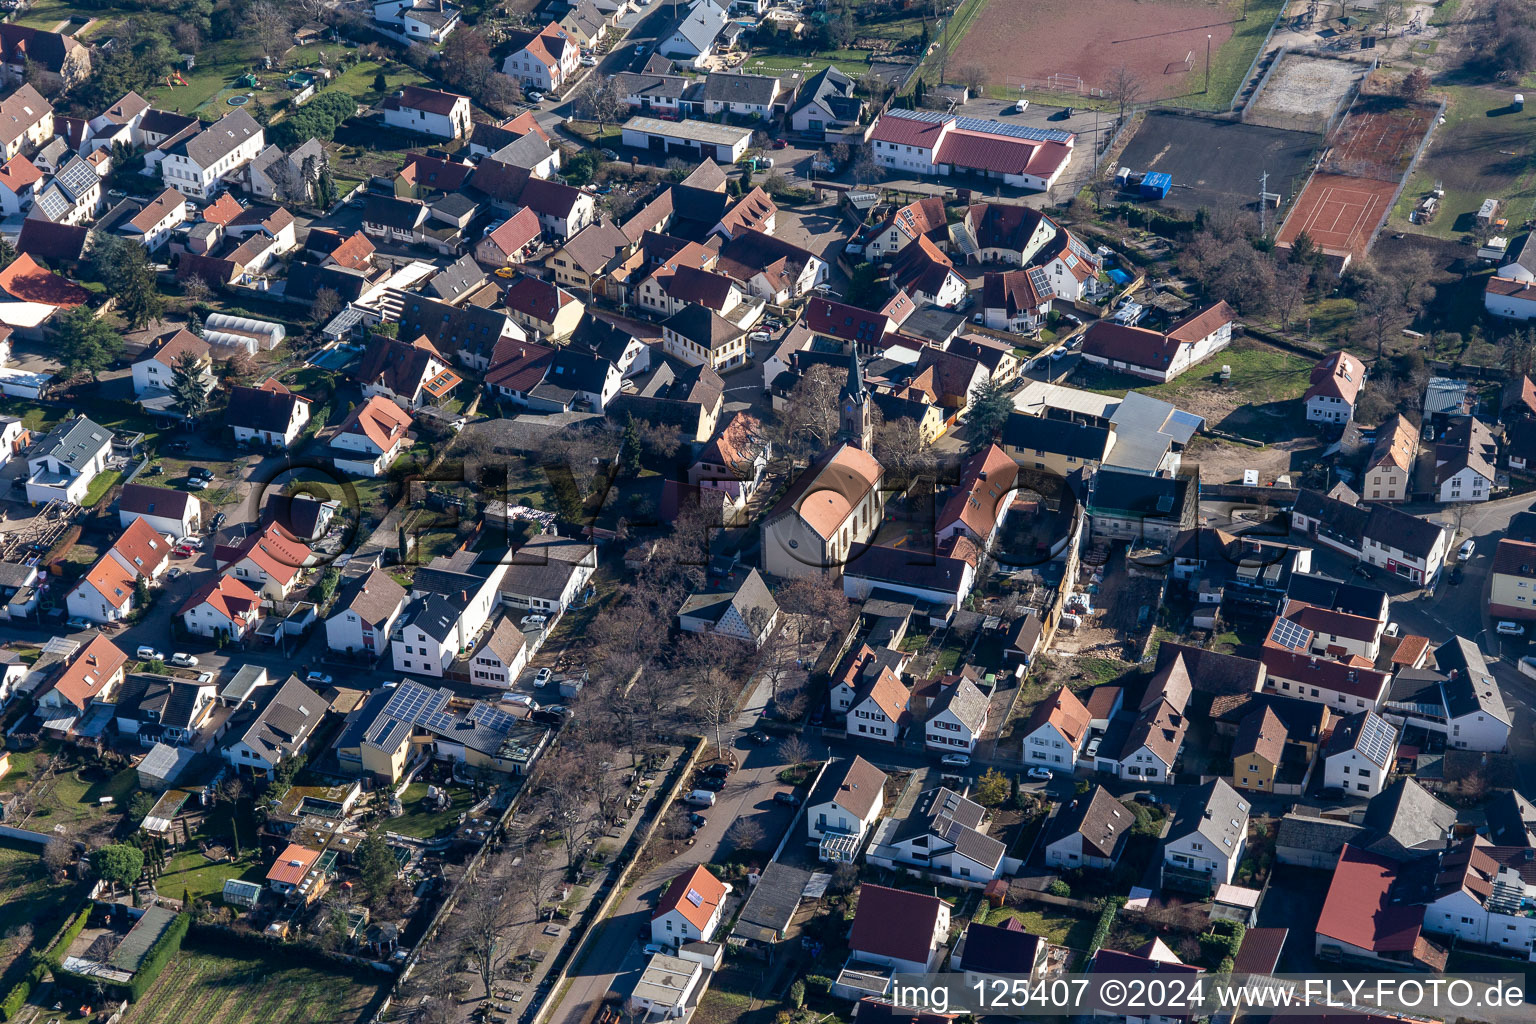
[1321,97,1439,180]
[1275,172,1398,259]
[125,947,385,1024]
[951,0,1286,106]
[1117,112,1319,213]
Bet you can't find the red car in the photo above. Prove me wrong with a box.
[771,138,788,149]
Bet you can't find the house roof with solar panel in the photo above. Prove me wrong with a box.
[347,679,549,770]
[653,864,729,935]
[870,108,1076,189]
[1325,710,1399,771]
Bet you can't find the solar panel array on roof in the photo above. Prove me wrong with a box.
[1269,618,1310,651]
[1356,712,1397,767]
[469,701,516,733]
[1027,267,1052,296]
[686,888,703,907]
[953,114,1074,144]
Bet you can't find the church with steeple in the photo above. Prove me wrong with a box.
[838,350,872,450]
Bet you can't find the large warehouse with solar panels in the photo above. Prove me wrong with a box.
[869,108,1076,191]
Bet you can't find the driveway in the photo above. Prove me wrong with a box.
[547,738,799,1024]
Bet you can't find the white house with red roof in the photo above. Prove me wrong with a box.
[331,395,413,478]
[180,573,261,639]
[502,22,580,93]
[107,516,172,581]
[846,666,910,743]
[847,884,951,973]
[850,196,948,260]
[0,153,41,215]
[65,554,137,624]
[1315,843,1446,970]
[650,864,730,948]
[1019,685,1091,772]
[1259,646,1391,714]
[886,235,966,308]
[936,443,1018,549]
[870,108,1075,192]
[382,85,472,140]
[220,521,311,600]
[37,634,126,728]
[1080,301,1237,383]
[1305,350,1366,424]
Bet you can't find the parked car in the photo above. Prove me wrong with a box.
[684,790,716,807]
[207,512,226,532]
[180,536,204,549]
[136,646,165,661]
[186,478,210,491]
[809,705,824,726]
[540,704,571,716]
[533,667,553,687]
[170,653,199,668]
[940,753,971,768]
[526,91,544,102]
[695,775,726,791]
[773,791,801,806]
[642,943,666,955]
[748,730,770,745]
[771,138,787,149]
[579,55,598,66]
[188,466,214,481]
[505,694,537,708]
[165,439,191,453]
[1459,539,1476,561]
[1497,620,1526,636]
[305,670,333,685]
[703,762,732,778]
[1027,766,1053,780]
[602,148,619,160]
[66,616,91,628]
[522,613,549,628]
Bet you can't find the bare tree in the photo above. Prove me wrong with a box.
[695,670,738,757]
[777,735,811,767]
[245,1,293,61]
[43,836,73,876]
[849,143,882,184]
[874,414,937,486]
[725,817,766,855]
[773,363,843,462]
[1272,259,1311,332]
[755,624,798,701]
[954,65,988,95]
[1380,0,1406,35]
[1108,65,1146,124]
[459,865,515,1000]
[311,287,343,328]
[515,844,560,922]
[573,76,627,134]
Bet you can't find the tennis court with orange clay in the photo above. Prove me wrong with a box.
[1274,172,1398,260]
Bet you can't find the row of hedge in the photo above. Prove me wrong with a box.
[0,899,89,1021]
[1087,896,1126,955]
[184,923,390,981]
[52,911,190,1004]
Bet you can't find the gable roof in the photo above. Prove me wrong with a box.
[849,884,944,964]
[1366,413,1418,473]
[118,482,197,521]
[76,555,135,609]
[484,206,543,258]
[1167,778,1249,851]
[855,666,909,724]
[807,755,887,819]
[229,521,311,586]
[46,634,126,711]
[1304,350,1366,406]
[1046,784,1130,860]
[653,864,727,931]
[763,444,883,539]
[1233,705,1287,765]
[1316,844,1437,961]
[171,108,261,167]
[0,252,87,306]
[1360,777,1456,859]
[1023,685,1090,746]
[112,516,171,577]
[384,84,466,116]
[937,443,1018,539]
[230,675,325,764]
[333,566,407,628]
[179,572,260,621]
[226,380,310,434]
[339,394,413,451]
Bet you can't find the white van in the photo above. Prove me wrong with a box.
[685,790,717,807]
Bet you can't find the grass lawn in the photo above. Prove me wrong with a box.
[990,906,1097,949]
[24,764,137,834]
[1391,84,1536,240]
[82,469,123,508]
[157,848,263,904]
[383,782,477,840]
[1071,338,1312,406]
[0,743,57,796]
[12,0,102,32]
[0,840,74,978]
[126,946,385,1024]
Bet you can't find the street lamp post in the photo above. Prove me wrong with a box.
[1205,34,1212,94]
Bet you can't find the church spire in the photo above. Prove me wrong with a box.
[838,349,872,450]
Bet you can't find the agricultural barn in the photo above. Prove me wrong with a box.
[620,117,753,164]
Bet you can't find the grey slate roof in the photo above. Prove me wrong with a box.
[700,72,778,106]
[32,415,112,468]
[1434,635,1510,724]
[1275,810,1365,856]
[1359,777,1456,860]
[228,676,325,764]
[930,676,988,733]
[402,592,467,643]
[1045,784,1130,860]
[427,253,485,303]
[1166,778,1249,852]
[172,108,261,167]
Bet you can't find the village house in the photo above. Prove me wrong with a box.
[805,756,888,862]
[159,108,264,199]
[651,865,729,948]
[1304,350,1366,424]
[1044,785,1131,870]
[330,395,414,478]
[325,565,408,658]
[222,676,326,777]
[24,415,111,506]
[227,378,312,448]
[118,482,201,539]
[847,884,951,973]
[1322,710,1400,797]
[676,567,779,647]
[1363,414,1418,502]
[180,573,262,641]
[1020,685,1091,773]
[1160,779,1250,894]
[381,85,472,140]
[1079,302,1238,383]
